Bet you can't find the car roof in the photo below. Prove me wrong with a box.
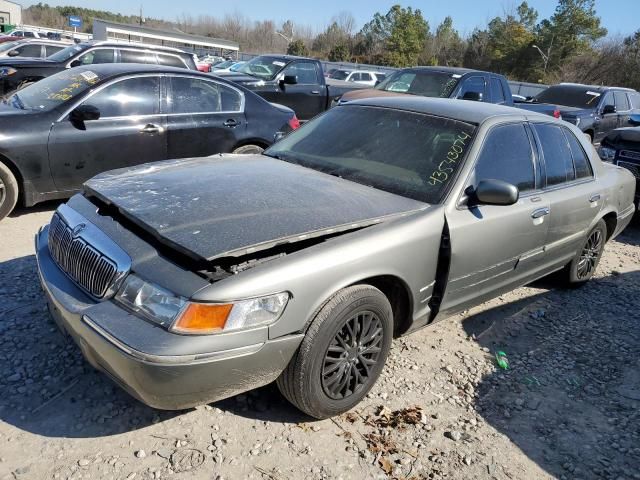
[68,63,211,79]
[405,66,488,76]
[345,96,547,124]
[77,41,192,55]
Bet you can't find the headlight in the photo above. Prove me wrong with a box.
[115,274,289,335]
[599,146,616,162]
[0,67,17,77]
[116,274,187,327]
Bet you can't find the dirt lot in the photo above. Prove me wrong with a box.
[1,203,639,480]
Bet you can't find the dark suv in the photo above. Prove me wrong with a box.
[526,83,640,143]
[0,41,197,94]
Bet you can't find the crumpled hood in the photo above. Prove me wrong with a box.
[603,127,640,148]
[555,106,594,117]
[84,155,428,262]
[212,72,264,84]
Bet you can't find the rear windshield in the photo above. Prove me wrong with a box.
[265,105,476,204]
[375,70,460,98]
[534,86,602,109]
[3,68,102,111]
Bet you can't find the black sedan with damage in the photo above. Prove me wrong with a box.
[0,63,299,220]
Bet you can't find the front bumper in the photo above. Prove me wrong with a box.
[35,225,302,410]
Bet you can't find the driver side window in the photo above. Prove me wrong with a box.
[474,124,535,192]
[283,61,320,84]
[77,48,116,65]
[81,76,160,118]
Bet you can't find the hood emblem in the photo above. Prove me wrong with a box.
[72,223,86,237]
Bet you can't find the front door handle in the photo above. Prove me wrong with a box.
[223,119,239,128]
[589,194,601,203]
[140,124,162,134]
[310,90,320,95]
[531,207,550,219]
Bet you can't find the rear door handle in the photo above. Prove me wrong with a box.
[531,207,550,219]
[589,194,601,203]
[223,119,240,128]
[140,124,162,134]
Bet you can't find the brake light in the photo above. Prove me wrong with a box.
[288,115,300,130]
[553,109,561,119]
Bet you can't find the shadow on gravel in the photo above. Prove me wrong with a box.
[613,219,640,247]
[0,255,179,439]
[464,271,640,479]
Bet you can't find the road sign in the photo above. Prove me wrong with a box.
[68,15,82,28]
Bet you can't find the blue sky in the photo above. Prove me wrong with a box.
[21,0,640,37]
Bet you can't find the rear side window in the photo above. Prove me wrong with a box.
[361,73,372,81]
[78,48,116,65]
[119,49,156,64]
[458,76,487,102]
[614,91,630,111]
[170,77,242,114]
[534,124,575,186]
[157,54,187,69]
[490,78,506,104]
[474,124,535,192]
[563,129,593,179]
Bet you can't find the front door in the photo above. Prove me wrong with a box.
[166,75,245,158]
[441,123,550,315]
[48,75,167,191]
[268,61,325,120]
[594,92,617,143]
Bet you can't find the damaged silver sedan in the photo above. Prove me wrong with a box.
[36,97,636,418]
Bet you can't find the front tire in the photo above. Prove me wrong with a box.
[0,162,18,221]
[232,144,264,155]
[277,285,393,419]
[564,219,607,285]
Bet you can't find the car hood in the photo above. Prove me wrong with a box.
[84,155,428,262]
[212,72,266,83]
[0,57,56,66]
[554,106,594,117]
[603,127,640,147]
[340,88,405,102]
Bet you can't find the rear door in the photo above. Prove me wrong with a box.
[165,75,245,158]
[530,123,599,269]
[48,75,167,191]
[442,122,550,314]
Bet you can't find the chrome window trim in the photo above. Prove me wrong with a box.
[65,46,117,69]
[55,73,162,122]
[165,73,245,114]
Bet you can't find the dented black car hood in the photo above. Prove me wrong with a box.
[84,155,427,262]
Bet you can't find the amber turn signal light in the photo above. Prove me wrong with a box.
[172,303,233,334]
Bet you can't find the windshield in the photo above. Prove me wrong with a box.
[375,70,460,98]
[0,40,22,53]
[214,60,234,69]
[2,68,103,111]
[265,105,476,203]
[47,44,83,62]
[236,56,287,79]
[331,70,351,80]
[229,62,245,72]
[534,86,602,109]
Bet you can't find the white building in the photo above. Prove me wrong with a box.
[93,19,239,57]
[0,0,22,26]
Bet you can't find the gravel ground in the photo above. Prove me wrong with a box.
[0,204,638,480]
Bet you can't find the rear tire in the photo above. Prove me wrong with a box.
[277,285,393,419]
[0,162,18,221]
[232,144,264,155]
[562,219,607,286]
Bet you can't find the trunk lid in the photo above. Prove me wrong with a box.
[84,155,427,262]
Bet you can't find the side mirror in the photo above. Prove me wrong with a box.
[7,50,20,57]
[69,59,82,68]
[283,75,298,85]
[629,114,640,126]
[602,104,616,115]
[462,91,483,102]
[69,104,100,124]
[472,179,519,206]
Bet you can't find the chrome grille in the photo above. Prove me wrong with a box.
[617,161,640,180]
[620,150,640,161]
[48,213,118,298]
